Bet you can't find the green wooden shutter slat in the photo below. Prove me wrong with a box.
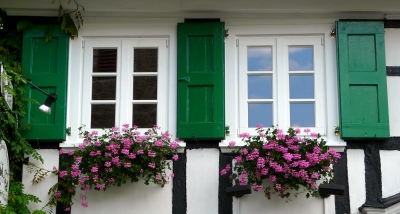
[336,21,389,139]
[21,25,69,141]
[177,22,225,140]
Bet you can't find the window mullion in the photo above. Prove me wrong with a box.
[119,40,131,126]
[276,37,286,129]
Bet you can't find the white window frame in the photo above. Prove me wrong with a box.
[238,36,326,136]
[81,38,168,135]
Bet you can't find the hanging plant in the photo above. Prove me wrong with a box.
[44,124,179,210]
[221,125,341,201]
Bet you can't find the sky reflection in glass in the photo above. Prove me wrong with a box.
[248,103,273,127]
[290,103,315,127]
[289,75,314,99]
[289,46,313,71]
[247,47,272,71]
[248,75,272,99]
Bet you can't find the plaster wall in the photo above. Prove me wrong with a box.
[380,151,400,198]
[387,77,400,137]
[186,149,219,214]
[22,150,59,213]
[385,29,400,67]
[385,29,400,137]
[347,149,366,214]
[238,183,326,214]
[71,162,173,214]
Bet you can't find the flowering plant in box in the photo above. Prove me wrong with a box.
[221,125,341,201]
[48,124,179,210]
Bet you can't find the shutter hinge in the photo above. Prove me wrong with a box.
[236,39,239,47]
[166,40,169,48]
[82,40,85,48]
[321,38,324,46]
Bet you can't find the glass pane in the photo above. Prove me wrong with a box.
[132,104,157,128]
[247,47,272,71]
[92,77,116,100]
[93,49,117,73]
[91,104,115,128]
[134,49,158,72]
[248,75,272,99]
[289,75,314,99]
[248,103,273,127]
[290,103,315,127]
[133,76,157,100]
[289,46,313,71]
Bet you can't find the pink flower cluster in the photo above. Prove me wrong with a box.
[221,127,341,200]
[54,124,180,210]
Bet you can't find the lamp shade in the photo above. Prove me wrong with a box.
[39,93,57,114]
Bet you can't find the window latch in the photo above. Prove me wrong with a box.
[178,77,190,83]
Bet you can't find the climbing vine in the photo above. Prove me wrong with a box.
[0,0,84,213]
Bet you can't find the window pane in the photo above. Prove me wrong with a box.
[93,49,117,73]
[248,103,273,127]
[92,77,116,100]
[132,104,157,127]
[289,46,313,71]
[133,76,157,100]
[247,47,272,71]
[290,103,315,127]
[289,75,314,99]
[91,104,115,128]
[134,49,158,72]
[248,75,272,99]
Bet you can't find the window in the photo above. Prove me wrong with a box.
[238,36,325,135]
[81,38,168,133]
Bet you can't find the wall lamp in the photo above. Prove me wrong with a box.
[318,183,345,198]
[26,81,57,114]
[226,185,252,198]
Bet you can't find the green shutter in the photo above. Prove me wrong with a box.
[21,26,69,141]
[336,21,389,139]
[177,22,225,140]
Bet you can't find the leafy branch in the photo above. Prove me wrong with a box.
[52,0,84,39]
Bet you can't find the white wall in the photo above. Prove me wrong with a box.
[22,150,59,213]
[238,183,326,214]
[187,149,220,214]
[385,29,400,137]
[381,151,400,198]
[71,162,172,214]
[347,149,366,214]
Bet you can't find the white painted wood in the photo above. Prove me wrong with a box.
[79,38,168,136]
[381,151,400,198]
[186,149,219,214]
[347,149,366,214]
[3,0,400,17]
